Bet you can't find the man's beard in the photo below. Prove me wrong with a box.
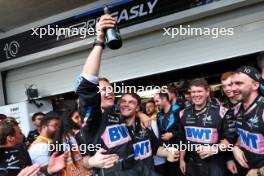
[47,129,55,139]
[241,90,251,103]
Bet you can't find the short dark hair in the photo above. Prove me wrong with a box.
[146,98,155,105]
[157,93,170,102]
[40,112,60,127]
[32,112,45,121]
[121,93,141,106]
[189,78,209,90]
[167,84,177,95]
[0,121,16,145]
[98,77,110,83]
[183,89,190,95]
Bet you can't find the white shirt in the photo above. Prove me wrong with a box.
[28,143,50,166]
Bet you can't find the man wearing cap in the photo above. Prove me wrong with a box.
[232,66,264,176]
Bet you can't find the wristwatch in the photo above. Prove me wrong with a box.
[93,39,105,49]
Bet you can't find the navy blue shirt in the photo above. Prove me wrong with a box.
[0,145,32,176]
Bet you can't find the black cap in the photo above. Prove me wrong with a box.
[236,66,262,82]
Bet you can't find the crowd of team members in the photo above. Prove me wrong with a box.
[0,14,264,176]
[74,15,264,176]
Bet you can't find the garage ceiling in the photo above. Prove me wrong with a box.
[0,0,97,33]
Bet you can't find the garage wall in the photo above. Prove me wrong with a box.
[5,2,264,104]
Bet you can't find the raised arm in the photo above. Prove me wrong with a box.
[75,15,116,145]
[81,14,115,77]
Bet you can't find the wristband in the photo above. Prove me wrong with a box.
[93,39,105,49]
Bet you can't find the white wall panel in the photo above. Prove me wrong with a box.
[5,3,264,103]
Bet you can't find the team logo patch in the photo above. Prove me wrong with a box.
[133,140,152,160]
[185,126,218,144]
[107,114,120,123]
[101,124,131,149]
[237,128,264,154]
[202,115,212,126]
[247,114,259,129]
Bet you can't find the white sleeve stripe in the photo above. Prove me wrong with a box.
[81,73,98,84]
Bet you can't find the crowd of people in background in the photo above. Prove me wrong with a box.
[0,14,264,176]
